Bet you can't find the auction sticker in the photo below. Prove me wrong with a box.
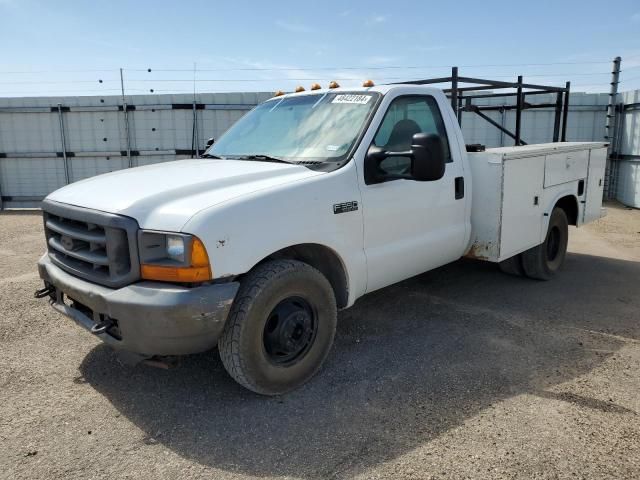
[332,94,372,105]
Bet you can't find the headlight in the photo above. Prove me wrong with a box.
[138,231,212,283]
[166,235,185,262]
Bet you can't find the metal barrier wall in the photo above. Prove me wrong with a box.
[0,92,273,208]
[611,89,640,206]
[0,89,638,209]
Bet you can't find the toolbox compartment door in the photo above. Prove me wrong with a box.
[544,150,589,188]
[499,156,545,259]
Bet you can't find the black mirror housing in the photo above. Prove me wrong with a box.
[411,133,446,181]
[205,137,215,148]
[364,133,446,184]
[364,145,388,184]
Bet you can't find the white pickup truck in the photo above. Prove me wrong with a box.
[36,83,607,395]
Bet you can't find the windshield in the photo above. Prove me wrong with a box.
[207,92,380,163]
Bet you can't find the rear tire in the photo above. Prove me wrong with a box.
[498,254,525,276]
[218,259,337,395]
[521,208,569,280]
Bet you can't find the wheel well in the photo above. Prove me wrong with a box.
[261,244,349,309]
[554,195,578,226]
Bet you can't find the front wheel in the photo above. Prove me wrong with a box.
[218,259,337,395]
[521,207,569,280]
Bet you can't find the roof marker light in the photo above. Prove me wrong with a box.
[328,81,340,89]
[363,79,375,87]
[295,85,306,92]
[273,90,285,97]
[310,83,321,90]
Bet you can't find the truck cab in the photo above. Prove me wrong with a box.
[37,83,606,395]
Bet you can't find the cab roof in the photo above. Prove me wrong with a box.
[264,84,442,102]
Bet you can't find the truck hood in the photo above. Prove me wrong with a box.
[46,159,323,231]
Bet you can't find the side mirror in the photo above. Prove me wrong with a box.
[411,133,446,181]
[205,137,215,148]
[364,145,388,184]
[364,133,446,184]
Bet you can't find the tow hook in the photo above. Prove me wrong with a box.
[34,285,55,299]
[91,318,115,335]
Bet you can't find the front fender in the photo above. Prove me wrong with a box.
[181,161,368,307]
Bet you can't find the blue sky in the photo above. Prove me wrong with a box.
[1,0,639,97]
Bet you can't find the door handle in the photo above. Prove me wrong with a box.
[455,176,465,200]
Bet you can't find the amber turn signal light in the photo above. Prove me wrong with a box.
[141,237,212,283]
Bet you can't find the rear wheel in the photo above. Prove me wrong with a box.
[521,208,569,280]
[218,259,337,395]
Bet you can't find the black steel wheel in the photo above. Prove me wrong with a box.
[218,259,337,395]
[263,296,318,366]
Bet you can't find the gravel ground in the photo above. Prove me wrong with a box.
[1,202,639,480]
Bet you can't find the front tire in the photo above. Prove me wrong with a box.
[521,207,569,280]
[218,259,337,395]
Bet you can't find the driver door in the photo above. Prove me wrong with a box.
[360,94,467,293]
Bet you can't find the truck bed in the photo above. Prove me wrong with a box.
[466,142,607,262]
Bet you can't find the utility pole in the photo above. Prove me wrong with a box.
[604,56,622,199]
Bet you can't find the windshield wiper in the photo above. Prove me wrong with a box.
[200,153,225,159]
[235,154,293,164]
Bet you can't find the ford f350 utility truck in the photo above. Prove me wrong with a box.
[36,82,607,395]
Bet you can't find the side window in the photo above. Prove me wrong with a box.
[373,95,452,176]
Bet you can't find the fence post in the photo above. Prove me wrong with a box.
[57,103,70,184]
[192,63,199,158]
[120,68,132,168]
[191,100,199,158]
[604,56,622,199]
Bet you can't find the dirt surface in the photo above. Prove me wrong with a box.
[1,202,639,480]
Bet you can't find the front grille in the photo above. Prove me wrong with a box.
[42,200,140,288]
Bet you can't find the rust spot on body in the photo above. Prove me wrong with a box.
[465,242,491,260]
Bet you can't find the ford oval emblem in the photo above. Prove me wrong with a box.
[60,235,75,251]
